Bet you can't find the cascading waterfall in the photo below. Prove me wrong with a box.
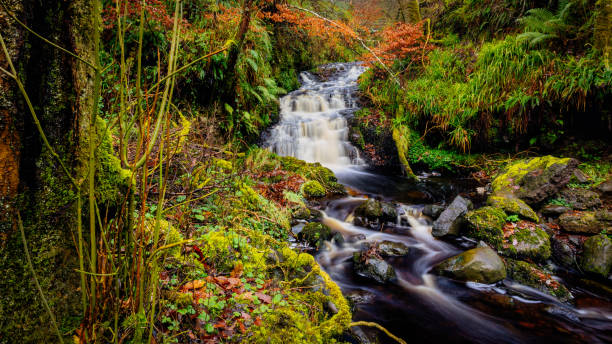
[263,63,612,343]
[265,63,365,169]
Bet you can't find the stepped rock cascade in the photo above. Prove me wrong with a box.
[265,63,366,169]
[264,63,612,343]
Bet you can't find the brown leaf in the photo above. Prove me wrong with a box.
[181,280,206,291]
[255,292,272,304]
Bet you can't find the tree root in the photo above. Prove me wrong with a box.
[350,321,407,344]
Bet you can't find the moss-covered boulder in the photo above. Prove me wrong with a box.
[487,194,539,222]
[434,247,506,284]
[298,222,332,249]
[280,156,345,194]
[580,234,612,278]
[353,251,396,284]
[559,188,602,210]
[464,206,507,248]
[559,211,603,234]
[491,156,578,205]
[354,199,383,220]
[301,180,326,198]
[291,204,311,220]
[503,226,551,261]
[505,259,572,302]
[432,196,473,237]
[378,240,411,256]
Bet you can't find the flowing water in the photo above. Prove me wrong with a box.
[264,63,612,343]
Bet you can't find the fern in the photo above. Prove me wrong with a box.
[517,0,572,48]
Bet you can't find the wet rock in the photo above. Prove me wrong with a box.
[345,289,376,306]
[504,226,551,261]
[347,234,367,243]
[380,201,398,222]
[487,194,539,222]
[298,222,332,248]
[353,251,396,284]
[404,190,431,203]
[464,206,507,248]
[423,204,445,219]
[355,199,383,221]
[559,188,601,210]
[432,196,473,237]
[291,204,311,221]
[331,232,345,246]
[559,211,603,234]
[505,259,572,302]
[378,240,411,256]
[491,156,578,205]
[541,204,571,217]
[580,234,612,278]
[345,326,381,344]
[434,247,506,284]
[551,234,581,268]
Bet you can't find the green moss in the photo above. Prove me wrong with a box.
[298,222,332,248]
[214,158,233,172]
[504,227,551,261]
[491,156,572,195]
[392,126,417,179]
[505,259,572,301]
[464,206,507,248]
[487,195,539,222]
[301,180,326,198]
[279,156,345,194]
[145,219,184,258]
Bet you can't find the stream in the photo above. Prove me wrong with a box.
[264,63,612,343]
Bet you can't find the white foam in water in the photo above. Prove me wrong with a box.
[265,63,366,170]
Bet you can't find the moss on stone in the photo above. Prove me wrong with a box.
[503,226,551,261]
[487,194,539,222]
[279,156,345,194]
[298,222,332,248]
[491,156,573,194]
[392,126,417,179]
[505,259,572,301]
[580,234,612,277]
[464,206,507,248]
[301,180,326,198]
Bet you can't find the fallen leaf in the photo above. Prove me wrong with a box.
[181,280,205,291]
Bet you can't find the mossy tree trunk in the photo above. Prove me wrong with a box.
[0,0,99,341]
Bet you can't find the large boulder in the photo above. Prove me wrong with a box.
[487,194,538,222]
[298,222,332,248]
[503,226,551,261]
[559,188,602,210]
[432,196,473,237]
[559,211,603,234]
[423,204,445,219]
[353,251,396,283]
[580,234,612,278]
[491,156,578,206]
[464,206,507,248]
[434,247,506,284]
[505,259,572,302]
[551,234,582,268]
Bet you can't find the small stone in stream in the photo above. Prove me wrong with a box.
[353,251,396,284]
[541,204,571,216]
[378,240,411,256]
[347,234,367,243]
[434,246,506,284]
[346,289,376,306]
[504,226,551,261]
[331,232,345,246]
[380,202,398,222]
[298,222,332,249]
[354,199,383,220]
[559,188,601,210]
[505,259,572,302]
[551,234,581,268]
[423,204,445,219]
[432,196,473,237]
[580,234,612,278]
[559,211,603,234]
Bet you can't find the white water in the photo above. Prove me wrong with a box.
[265,63,366,169]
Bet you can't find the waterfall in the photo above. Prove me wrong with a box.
[264,63,366,169]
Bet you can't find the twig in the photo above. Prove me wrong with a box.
[350,321,406,344]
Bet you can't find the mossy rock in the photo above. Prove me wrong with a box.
[354,199,383,220]
[434,247,506,284]
[279,156,345,194]
[491,156,578,205]
[464,206,507,248]
[559,211,604,234]
[487,194,538,222]
[505,259,572,302]
[503,226,551,261]
[298,222,332,248]
[580,234,612,278]
[378,240,411,256]
[559,188,601,210]
[301,180,326,198]
[353,251,397,283]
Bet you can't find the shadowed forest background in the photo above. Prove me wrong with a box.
[0,0,610,343]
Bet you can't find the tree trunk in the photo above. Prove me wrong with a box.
[0,0,98,341]
[223,0,254,105]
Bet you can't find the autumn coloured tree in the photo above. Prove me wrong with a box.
[361,21,431,67]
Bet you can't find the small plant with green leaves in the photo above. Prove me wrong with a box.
[506,214,520,223]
